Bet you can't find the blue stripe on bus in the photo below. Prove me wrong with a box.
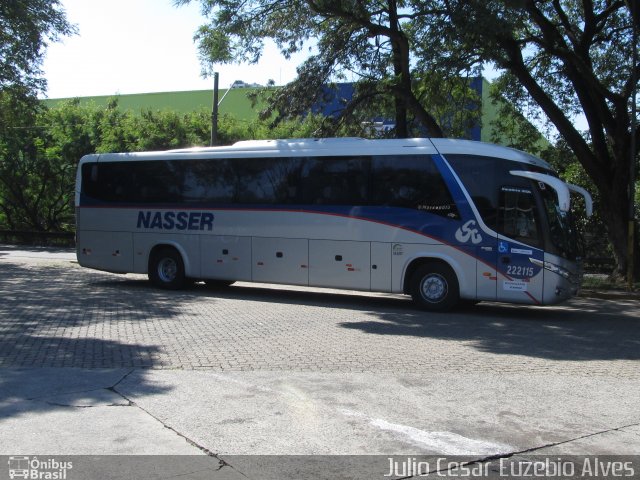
[79,201,541,274]
[431,153,476,221]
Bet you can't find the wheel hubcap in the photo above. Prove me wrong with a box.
[420,274,447,303]
[158,258,177,282]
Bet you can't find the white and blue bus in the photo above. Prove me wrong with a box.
[75,137,592,311]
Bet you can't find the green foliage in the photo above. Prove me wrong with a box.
[0,90,74,231]
[410,0,638,278]
[0,96,334,232]
[176,0,486,138]
[413,74,481,139]
[0,0,76,95]
[216,112,327,143]
[540,139,609,261]
[486,79,549,157]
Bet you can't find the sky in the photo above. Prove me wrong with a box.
[41,0,307,99]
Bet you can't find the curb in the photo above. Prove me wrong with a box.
[579,289,640,301]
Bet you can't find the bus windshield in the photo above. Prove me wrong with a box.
[539,185,582,260]
[444,153,586,261]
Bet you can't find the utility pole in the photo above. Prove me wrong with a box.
[210,72,219,147]
[629,3,637,291]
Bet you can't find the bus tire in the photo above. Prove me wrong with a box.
[409,262,459,312]
[149,247,186,290]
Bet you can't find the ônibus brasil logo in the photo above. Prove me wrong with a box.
[7,456,72,480]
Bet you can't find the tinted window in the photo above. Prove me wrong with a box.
[183,159,234,203]
[82,154,455,214]
[84,160,199,204]
[371,155,459,218]
[445,155,506,229]
[445,154,543,245]
[82,156,370,206]
[299,156,370,205]
[498,186,540,245]
[540,186,579,259]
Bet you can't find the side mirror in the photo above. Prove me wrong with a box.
[509,171,571,212]
[566,183,593,217]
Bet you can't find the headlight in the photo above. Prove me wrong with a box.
[529,258,574,281]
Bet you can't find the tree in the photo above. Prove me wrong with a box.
[0,0,75,95]
[418,0,637,279]
[175,0,487,138]
[0,95,90,231]
[0,0,76,230]
[181,0,637,277]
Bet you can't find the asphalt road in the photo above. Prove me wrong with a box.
[0,245,639,478]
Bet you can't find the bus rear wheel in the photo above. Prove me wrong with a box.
[149,247,186,290]
[409,263,459,312]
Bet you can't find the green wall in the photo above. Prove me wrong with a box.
[42,87,261,120]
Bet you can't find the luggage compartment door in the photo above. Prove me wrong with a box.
[309,240,371,290]
[252,237,309,285]
[77,230,133,273]
[201,236,252,281]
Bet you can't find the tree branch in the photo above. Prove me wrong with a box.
[497,33,607,182]
[524,0,620,139]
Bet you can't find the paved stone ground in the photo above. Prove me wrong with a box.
[1,248,640,468]
[1,253,639,378]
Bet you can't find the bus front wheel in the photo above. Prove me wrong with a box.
[149,247,186,290]
[409,263,459,312]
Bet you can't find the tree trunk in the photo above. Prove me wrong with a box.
[388,18,445,138]
[388,0,409,138]
[590,160,634,281]
[495,33,636,280]
[600,199,629,281]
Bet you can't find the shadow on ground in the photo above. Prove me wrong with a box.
[0,262,180,368]
[185,282,640,363]
[2,258,639,369]
[0,260,173,420]
[341,300,640,361]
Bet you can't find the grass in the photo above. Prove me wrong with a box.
[42,88,265,120]
[582,273,640,291]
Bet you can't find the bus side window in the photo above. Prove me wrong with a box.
[300,156,370,205]
[81,163,99,199]
[445,154,509,230]
[83,162,133,203]
[371,155,459,218]
[472,196,496,228]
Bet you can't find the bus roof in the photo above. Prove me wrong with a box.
[79,137,552,170]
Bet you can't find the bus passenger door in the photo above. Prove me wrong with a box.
[495,186,545,304]
[476,241,498,301]
[456,214,497,301]
[496,238,544,304]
